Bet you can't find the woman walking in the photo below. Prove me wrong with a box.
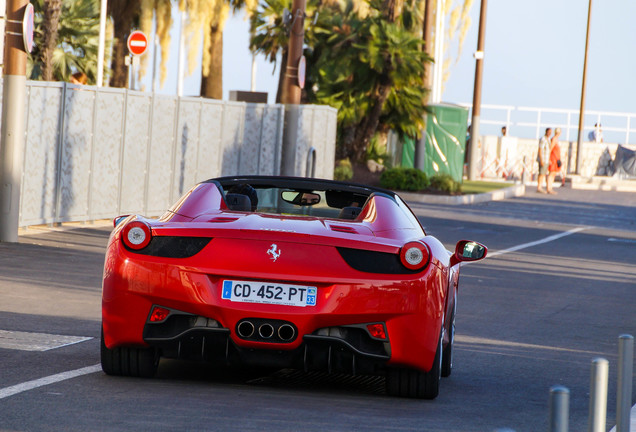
[547,128,562,194]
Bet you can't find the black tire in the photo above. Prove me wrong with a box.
[441,300,456,377]
[101,328,159,378]
[386,331,442,399]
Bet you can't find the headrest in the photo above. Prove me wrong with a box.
[225,193,252,211]
[338,206,362,220]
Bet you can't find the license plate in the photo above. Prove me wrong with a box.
[221,280,317,307]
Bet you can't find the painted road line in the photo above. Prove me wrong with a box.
[0,330,92,351]
[0,364,101,400]
[487,227,589,258]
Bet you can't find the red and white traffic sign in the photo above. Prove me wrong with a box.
[127,30,148,56]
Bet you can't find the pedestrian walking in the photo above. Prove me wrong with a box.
[547,128,562,194]
[537,127,551,193]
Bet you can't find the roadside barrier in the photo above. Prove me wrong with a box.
[504,334,634,432]
[549,386,569,432]
[588,358,609,432]
[617,335,634,432]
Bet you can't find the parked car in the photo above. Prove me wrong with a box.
[101,176,487,399]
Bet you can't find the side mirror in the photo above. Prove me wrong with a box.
[113,215,131,227]
[450,240,487,267]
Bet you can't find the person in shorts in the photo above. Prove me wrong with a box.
[536,127,551,193]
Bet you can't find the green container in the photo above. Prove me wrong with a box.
[401,135,416,168]
[422,103,469,183]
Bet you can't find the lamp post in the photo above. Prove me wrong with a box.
[576,0,593,174]
[1,0,30,242]
[467,0,487,181]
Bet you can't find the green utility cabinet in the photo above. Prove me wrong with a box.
[421,103,469,182]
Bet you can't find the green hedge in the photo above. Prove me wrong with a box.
[380,168,462,194]
[380,168,429,191]
[429,173,462,194]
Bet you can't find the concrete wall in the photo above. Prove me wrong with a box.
[477,135,634,180]
[6,81,336,227]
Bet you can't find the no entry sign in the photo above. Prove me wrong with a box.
[127,31,148,56]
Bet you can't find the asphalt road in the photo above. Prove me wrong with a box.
[1,187,635,432]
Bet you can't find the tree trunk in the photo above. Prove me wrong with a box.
[351,85,392,162]
[275,50,288,103]
[200,22,223,99]
[108,0,141,88]
[40,0,62,81]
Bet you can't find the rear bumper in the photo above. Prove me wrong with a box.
[141,312,391,375]
[102,241,445,372]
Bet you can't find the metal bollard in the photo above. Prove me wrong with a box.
[588,358,609,432]
[549,385,569,432]
[616,335,634,432]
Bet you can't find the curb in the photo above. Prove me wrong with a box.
[399,184,526,205]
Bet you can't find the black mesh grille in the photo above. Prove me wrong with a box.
[127,236,211,258]
[336,247,419,274]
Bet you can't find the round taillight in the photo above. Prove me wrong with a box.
[122,221,152,250]
[400,241,430,270]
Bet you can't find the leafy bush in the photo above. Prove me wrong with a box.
[429,173,462,194]
[334,158,353,181]
[380,167,429,191]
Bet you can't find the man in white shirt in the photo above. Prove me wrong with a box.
[537,128,551,193]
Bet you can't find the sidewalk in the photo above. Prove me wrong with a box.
[400,175,635,205]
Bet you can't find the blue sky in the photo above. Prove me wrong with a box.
[145,0,636,141]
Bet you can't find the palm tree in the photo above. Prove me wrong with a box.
[38,0,63,81]
[108,0,141,88]
[249,0,320,102]
[200,0,258,99]
[29,0,104,83]
[301,0,431,162]
[249,0,292,102]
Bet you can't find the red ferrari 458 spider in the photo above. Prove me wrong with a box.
[101,176,486,399]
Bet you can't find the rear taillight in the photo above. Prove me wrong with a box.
[149,306,171,323]
[399,241,430,270]
[366,323,387,340]
[122,221,152,250]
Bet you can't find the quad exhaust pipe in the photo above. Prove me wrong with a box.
[236,319,296,342]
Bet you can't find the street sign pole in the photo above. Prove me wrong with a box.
[1,0,30,242]
[127,30,148,91]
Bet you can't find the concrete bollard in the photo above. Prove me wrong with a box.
[549,385,569,432]
[616,335,634,432]
[588,358,609,432]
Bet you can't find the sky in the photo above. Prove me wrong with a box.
[143,0,636,143]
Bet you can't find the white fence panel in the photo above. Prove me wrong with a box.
[146,95,177,215]
[90,88,125,220]
[13,81,335,228]
[20,84,64,226]
[119,92,152,215]
[58,86,95,222]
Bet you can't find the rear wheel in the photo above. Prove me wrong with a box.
[441,300,456,377]
[101,328,158,378]
[386,331,442,399]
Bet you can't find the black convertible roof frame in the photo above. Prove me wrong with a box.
[207,176,398,200]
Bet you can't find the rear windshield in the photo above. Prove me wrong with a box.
[222,184,370,220]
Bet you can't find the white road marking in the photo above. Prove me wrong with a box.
[487,227,588,258]
[0,364,101,400]
[0,330,92,351]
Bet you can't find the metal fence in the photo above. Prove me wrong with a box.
[10,81,336,227]
[459,103,636,145]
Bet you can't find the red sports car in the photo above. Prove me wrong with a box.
[101,176,486,399]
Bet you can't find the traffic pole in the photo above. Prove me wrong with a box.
[467,0,487,181]
[280,0,306,176]
[549,386,570,432]
[588,358,608,432]
[616,335,634,432]
[576,0,592,174]
[0,0,29,242]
